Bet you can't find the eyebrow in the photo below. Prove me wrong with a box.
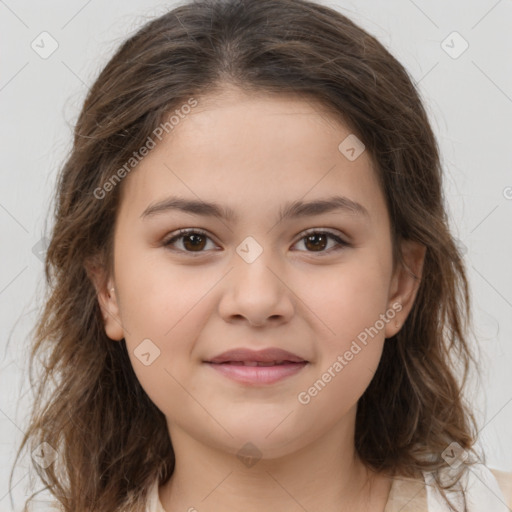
[140,195,369,223]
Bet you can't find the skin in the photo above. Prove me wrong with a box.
[88,85,425,512]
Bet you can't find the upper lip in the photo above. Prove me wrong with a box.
[206,348,307,364]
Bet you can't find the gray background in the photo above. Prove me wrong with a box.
[1,0,511,509]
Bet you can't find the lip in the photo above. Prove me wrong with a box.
[206,361,308,385]
[206,347,306,364]
[204,347,308,386]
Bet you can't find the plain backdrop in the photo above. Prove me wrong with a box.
[1,0,511,509]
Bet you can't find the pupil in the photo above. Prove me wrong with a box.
[306,234,326,251]
[184,234,206,251]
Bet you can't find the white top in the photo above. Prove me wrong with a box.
[45,464,512,511]
[146,464,512,512]
[424,464,511,512]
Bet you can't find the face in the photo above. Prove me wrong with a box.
[91,86,424,460]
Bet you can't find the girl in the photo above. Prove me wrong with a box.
[11,0,512,511]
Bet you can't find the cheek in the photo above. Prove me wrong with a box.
[301,255,391,341]
[116,243,212,337]
[115,251,218,402]
[294,254,391,404]
[295,263,389,405]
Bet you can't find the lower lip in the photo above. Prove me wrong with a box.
[205,362,308,385]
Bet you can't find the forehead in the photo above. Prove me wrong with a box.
[117,87,386,225]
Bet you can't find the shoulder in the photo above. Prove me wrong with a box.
[42,467,512,512]
[463,464,512,510]
[43,484,164,512]
[384,473,429,511]
[385,464,512,512]
[425,463,512,511]
[489,467,512,509]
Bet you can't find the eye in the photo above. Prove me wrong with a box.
[162,229,218,255]
[292,229,349,256]
[162,228,350,256]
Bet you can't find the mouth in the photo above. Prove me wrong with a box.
[205,361,308,385]
[204,347,309,385]
[206,347,307,365]
[209,360,305,367]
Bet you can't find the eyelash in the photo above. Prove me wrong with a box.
[162,228,350,257]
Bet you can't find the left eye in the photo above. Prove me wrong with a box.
[162,229,348,255]
[292,230,348,255]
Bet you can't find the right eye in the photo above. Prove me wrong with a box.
[162,228,219,255]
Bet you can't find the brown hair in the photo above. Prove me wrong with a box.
[12,0,482,510]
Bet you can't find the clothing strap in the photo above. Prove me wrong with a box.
[384,474,429,512]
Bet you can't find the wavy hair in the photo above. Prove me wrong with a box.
[12,0,481,510]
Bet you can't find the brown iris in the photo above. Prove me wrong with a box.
[303,233,328,252]
[182,233,207,251]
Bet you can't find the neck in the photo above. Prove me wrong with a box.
[159,413,392,512]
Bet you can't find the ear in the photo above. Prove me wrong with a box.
[384,239,426,339]
[84,256,124,341]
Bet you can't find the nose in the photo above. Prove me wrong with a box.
[217,248,295,327]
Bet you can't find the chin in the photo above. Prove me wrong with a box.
[221,423,306,459]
